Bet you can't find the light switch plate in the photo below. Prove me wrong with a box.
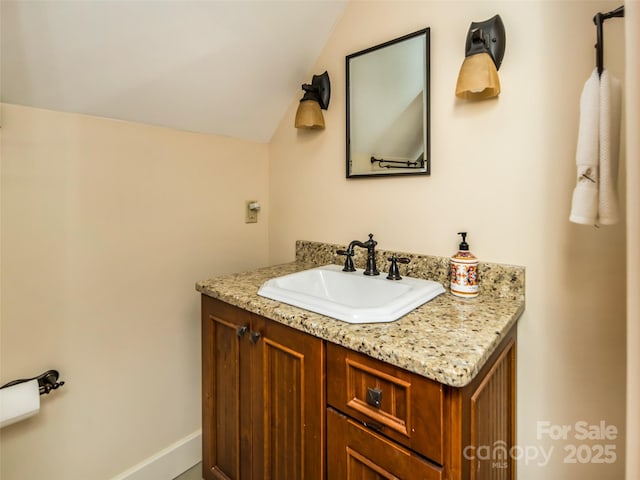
[245,200,258,223]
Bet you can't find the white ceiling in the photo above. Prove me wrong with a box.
[1,0,346,143]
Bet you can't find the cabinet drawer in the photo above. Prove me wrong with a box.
[327,407,443,479]
[327,343,444,464]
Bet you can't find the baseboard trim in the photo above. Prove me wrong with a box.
[110,430,202,480]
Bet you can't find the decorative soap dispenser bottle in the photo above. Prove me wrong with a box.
[450,232,479,298]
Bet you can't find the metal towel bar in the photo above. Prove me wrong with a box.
[593,5,624,76]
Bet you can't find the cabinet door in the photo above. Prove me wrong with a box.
[251,315,325,480]
[327,408,443,480]
[202,297,252,480]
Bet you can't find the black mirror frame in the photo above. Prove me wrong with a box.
[346,28,431,179]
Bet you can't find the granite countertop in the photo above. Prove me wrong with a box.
[196,241,525,388]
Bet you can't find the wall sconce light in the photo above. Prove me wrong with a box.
[294,71,331,129]
[455,15,506,100]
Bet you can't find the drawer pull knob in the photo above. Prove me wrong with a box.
[250,331,262,344]
[366,387,383,408]
[236,325,248,337]
[363,420,384,432]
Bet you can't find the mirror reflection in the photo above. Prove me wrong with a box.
[346,29,430,178]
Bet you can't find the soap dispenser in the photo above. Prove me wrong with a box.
[450,232,479,298]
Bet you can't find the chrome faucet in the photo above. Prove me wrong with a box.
[337,233,380,276]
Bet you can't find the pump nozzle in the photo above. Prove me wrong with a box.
[457,232,469,251]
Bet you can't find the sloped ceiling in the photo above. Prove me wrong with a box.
[1,0,346,142]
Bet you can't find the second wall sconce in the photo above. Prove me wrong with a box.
[295,71,331,129]
[455,14,506,100]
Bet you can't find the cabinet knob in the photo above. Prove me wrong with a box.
[363,420,384,432]
[250,331,262,344]
[366,387,383,408]
[236,325,248,337]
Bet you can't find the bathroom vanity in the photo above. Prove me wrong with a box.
[196,241,524,480]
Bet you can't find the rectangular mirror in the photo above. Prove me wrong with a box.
[346,28,430,178]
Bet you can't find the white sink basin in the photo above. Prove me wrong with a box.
[257,264,445,324]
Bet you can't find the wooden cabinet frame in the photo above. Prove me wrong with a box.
[444,331,517,480]
[202,294,516,480]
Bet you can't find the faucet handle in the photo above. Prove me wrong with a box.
[386,256,410,280]
[336,249,356,272]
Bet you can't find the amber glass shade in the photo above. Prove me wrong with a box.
[455,52,501,100]
[295,100,325,129]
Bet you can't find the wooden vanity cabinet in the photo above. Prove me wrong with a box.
[201,296,325,480]
[202,294,516,480]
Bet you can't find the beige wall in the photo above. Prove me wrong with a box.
[269,1,626,478]
[626,2,639,478]
[1,1,630,479]
[0,104,269,479]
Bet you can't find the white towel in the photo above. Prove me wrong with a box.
[598,69,622,224]
[570,69,600,225]
[570,68,622,226]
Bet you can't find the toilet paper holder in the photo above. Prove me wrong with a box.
[1,370,65,395]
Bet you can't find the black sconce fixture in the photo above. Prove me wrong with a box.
[295,71,331,129]
[455,14,506,100]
